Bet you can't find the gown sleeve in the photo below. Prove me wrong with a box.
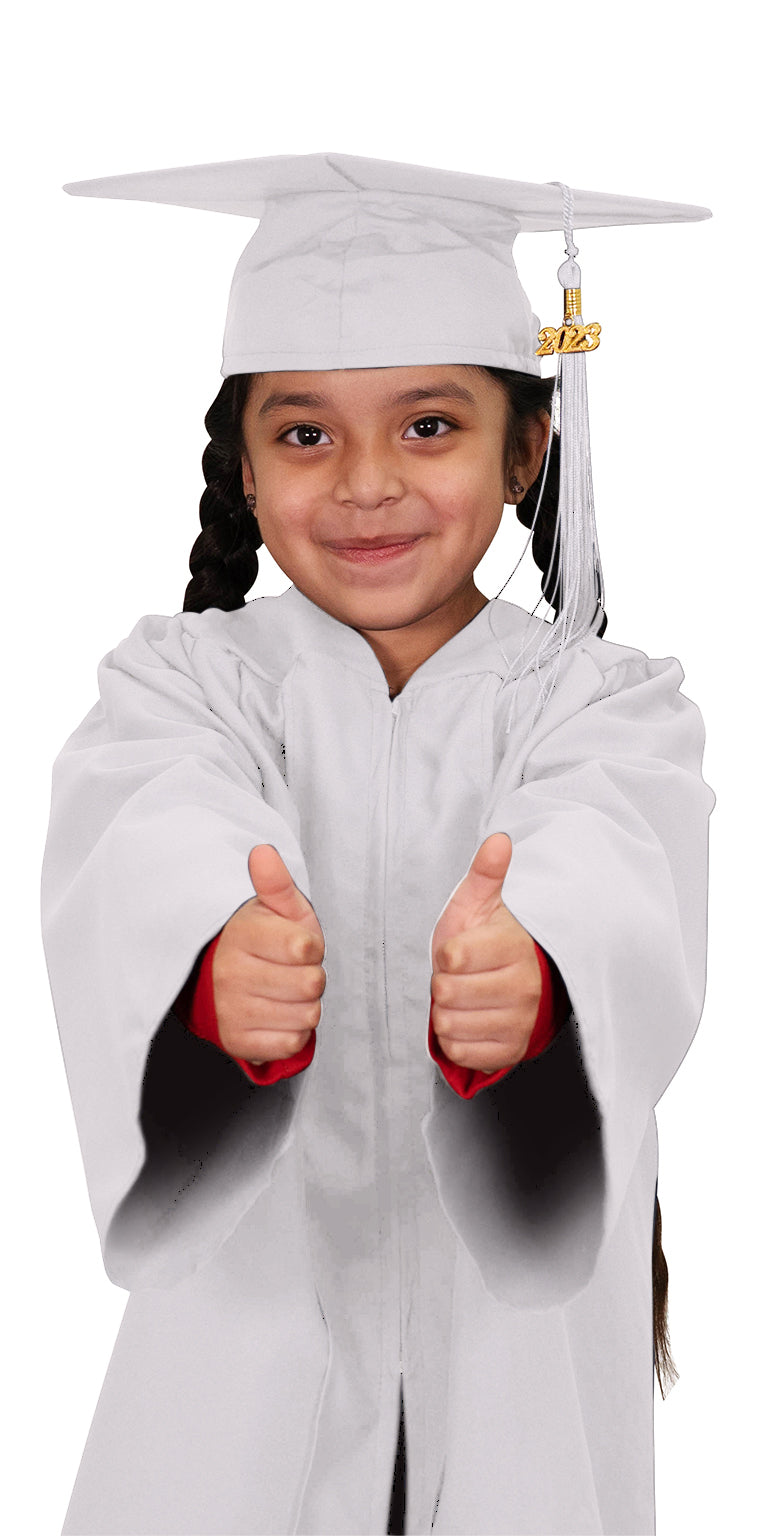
[40,612,315,1291]
[421,644,716,1309]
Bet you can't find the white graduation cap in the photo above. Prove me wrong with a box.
[63,152,711,717]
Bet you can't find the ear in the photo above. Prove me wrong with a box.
[506,412,551,501]
[526,412,551,480]
[241,451,255,500]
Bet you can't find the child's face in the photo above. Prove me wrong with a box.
[240,364,535,650]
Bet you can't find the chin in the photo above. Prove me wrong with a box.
[342,594,431,632]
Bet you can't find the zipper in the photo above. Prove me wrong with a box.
[382,693,400,1060]
[383,693,405,1401]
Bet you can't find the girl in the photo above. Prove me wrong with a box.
[41,152,715,1536]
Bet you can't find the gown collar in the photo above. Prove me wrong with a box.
[258,582,536,694]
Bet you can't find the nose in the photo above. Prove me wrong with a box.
[333,439,406,509]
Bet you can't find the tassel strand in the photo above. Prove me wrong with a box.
[495,183,606,735]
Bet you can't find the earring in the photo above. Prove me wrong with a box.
[245,493,256,512]
[510,476,525,496]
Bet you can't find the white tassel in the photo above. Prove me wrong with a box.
[495,183,605,736]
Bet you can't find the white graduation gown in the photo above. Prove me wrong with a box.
[40,584,715,1536]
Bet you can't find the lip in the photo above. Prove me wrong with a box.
[326,536,424,565]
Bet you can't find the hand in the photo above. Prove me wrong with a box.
[213,845,326,1066]
[430,833,542,1075]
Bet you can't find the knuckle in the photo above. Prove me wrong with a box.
[299,933,323,965]
[431,1003,449,1030]
[282,1030,309,1053]
[305,966,326,1000]
[515,972,540,1013]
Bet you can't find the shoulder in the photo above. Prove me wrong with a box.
[103,594,299,692]
[492,599,689,718]
[490,597,685,693]
[564,631,707,763]
[577,629,686,695]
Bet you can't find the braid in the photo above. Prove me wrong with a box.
[515,417,564,616]
[476,366,560,605]
[651,1187,679,1397]
[478,365,608,639]
[183,374,263,613]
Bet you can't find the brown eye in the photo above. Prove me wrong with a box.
[404,416,453,439]
[280,424,331,447]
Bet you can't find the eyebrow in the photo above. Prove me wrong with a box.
[257,381,478,417]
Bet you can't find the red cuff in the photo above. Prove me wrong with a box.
[428,939,570,1100]
[173,931,315,1086]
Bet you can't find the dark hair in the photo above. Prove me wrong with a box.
[183,367,676,1398]
[183,373,259,614]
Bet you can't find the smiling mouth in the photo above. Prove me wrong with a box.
[326,537,424,565]
[326,534,423,549]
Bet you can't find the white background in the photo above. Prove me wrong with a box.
[3,3,764,1533]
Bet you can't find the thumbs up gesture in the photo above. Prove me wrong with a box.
[213,845,326,1066]
[430,833,542,1075]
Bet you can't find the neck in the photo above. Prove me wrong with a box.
[359,585,489,698]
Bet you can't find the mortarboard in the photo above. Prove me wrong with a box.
[63,152,711,716]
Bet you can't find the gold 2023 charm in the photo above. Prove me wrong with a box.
[536,321,601,356]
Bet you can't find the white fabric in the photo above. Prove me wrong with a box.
[41,584,715,1535]
[62,151,711,377]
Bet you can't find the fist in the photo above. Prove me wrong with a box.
[430,833,542,1075]
[214,845,326,1066]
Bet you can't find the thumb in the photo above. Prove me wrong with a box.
[247,844,319,931]
[446,832,513,927]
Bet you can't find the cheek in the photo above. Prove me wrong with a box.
[251,475,317,545]
[428,461,503,530]
[258,516,316,565]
